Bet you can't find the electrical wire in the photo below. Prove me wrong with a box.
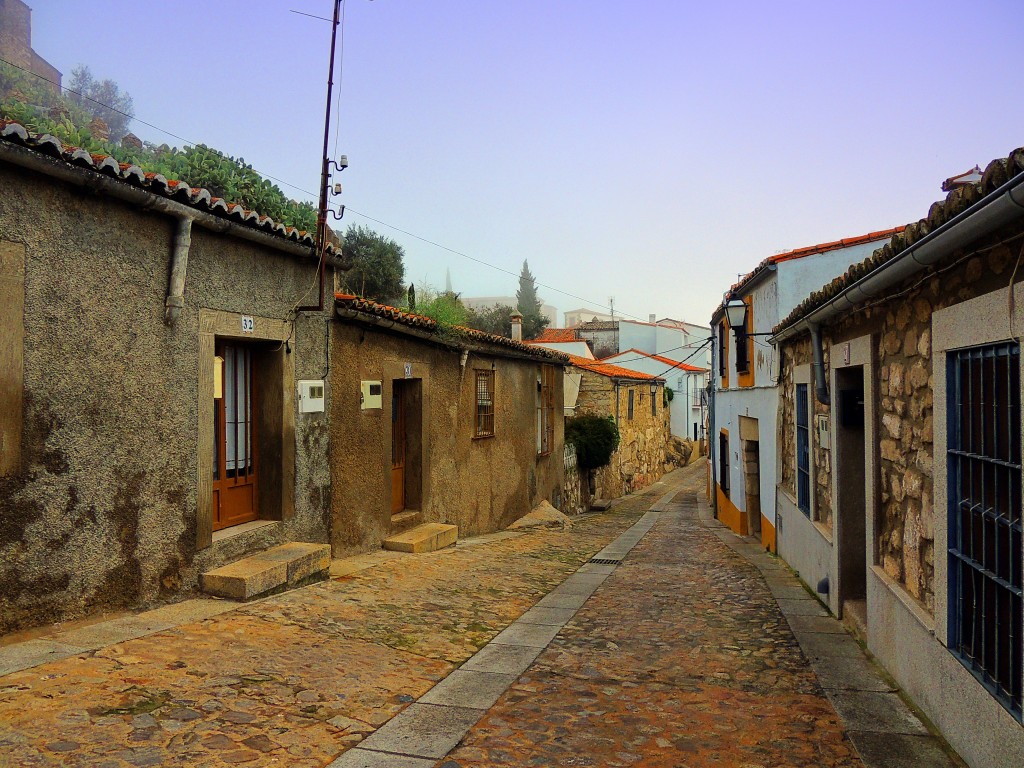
[0,52,691,327]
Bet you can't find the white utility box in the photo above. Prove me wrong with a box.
[298,380,325,413]
[361,380,383,410]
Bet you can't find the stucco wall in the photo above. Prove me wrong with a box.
[0,162,331,633]
[330,321,565,555]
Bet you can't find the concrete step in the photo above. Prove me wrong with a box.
[390,509,423,534]
[382,523,458,554]
[842,598,868,644]
[200,542,331,600]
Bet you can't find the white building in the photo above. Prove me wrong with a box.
[710,227,903,552]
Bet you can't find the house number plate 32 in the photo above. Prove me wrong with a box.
[241,315,255,333]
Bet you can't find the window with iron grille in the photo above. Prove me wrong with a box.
[796,383,811,517]
[538,365,556,455]
[947,342,1022,720]
[475,370,495,437]
[651,384,657,417]
[719,430,730,497]
[627,389,635,420]
[718,322,727,379]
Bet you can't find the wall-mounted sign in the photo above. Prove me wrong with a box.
[241,315,255,333]
[404,362,413,379]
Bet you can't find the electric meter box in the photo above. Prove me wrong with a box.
[361,380,383,410]
[298,380,326,413]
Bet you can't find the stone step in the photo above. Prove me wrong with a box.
[382,523,458,554]
[200,542,331,600]
[390,509,423,534]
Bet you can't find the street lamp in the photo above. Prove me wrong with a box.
[724,297,748,331]
[650,381,659,397]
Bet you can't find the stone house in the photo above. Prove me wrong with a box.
[0,121,342,633]
[709,228,902,553]
[0,0,61,90]
[567,355,670,499]
[330,295,568,554]
[772,146,1024,766]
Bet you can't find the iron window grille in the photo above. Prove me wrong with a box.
[719,431,730,496]
[796,383,811,517]
[734,328,750,374]
[947,342,1022,720]
[718,322,727,379]
[475,370,495,437]
[538,365,556,455]
[627,389,635,420]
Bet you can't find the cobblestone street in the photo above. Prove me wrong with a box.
[0,461,958,766]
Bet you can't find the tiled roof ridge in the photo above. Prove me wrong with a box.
[0,120,336,254]
[776,144,1024,333]
[568,353,663,381]
[334,294,569,361]
[534,327,579,342]
[605,348,707,372]
[715,226,906,319]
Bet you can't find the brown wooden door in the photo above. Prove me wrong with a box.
[391,382,406,514]
[213,342,258,530]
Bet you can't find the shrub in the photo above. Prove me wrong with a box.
[565,414,619,471]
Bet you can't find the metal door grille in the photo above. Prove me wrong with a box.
[796,383,811,516]
[947,341,1022,720]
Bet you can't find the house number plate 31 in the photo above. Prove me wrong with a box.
[241,315,255,333]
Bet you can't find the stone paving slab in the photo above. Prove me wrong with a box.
[517,605,577,626]
[777,597,830,616]
[0,639,88,676]
[848,732,964,768]
[826,690,931,735]
[812,656,898,693]
[418,669,518,710]
[328,748,436,768]
[357,703,482,759]
[787,613,851,634]
[489,621,561,648]
[458,643,541,676]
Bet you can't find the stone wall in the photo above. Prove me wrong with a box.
[560,443,587,515]
[575,371,671,499]
[779,236,1019,613]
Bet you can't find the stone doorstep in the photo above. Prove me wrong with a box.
[382,523,458,554]
[200,542,331,601]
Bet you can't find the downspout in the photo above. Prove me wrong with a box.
[809,322,830,405]
[708,332,718,518]
[164,216,194,325]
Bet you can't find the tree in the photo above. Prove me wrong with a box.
[66,66,134,141]
[565,415,620,470]
[338,225,406,304]
[413,286,469,326]
[465,303,516,337]
[515,260,549,339]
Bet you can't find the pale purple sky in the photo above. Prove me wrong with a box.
[28,1,1024,326]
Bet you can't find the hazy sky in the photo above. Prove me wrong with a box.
[26,1,1024,326]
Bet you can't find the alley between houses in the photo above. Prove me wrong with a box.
[0,461,959,767]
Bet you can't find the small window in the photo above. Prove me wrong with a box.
[796,383,810,516]
[718,322,728,378]
[651,385,657,417]
[475,370,495,437]
[734,327,750,373]
[627,389,635,420]
[947,342,1022,719]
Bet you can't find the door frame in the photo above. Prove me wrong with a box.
[197,309,295,549]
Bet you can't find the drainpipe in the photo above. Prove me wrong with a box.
[708,332,718,518]
[164,216,194,325]
[809,322,830,405]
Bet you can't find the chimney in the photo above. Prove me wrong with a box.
[649,314,656,323]
[510,311,523,342]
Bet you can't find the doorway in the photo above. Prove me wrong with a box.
[836,366,867,623]
[213,342,258,531]
[390,379,423,517]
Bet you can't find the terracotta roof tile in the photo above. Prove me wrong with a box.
[534,328,579,342]
[568,354,662,381]
[605,349,707,372]
[776,144,1024,333]
[334,294,569,361]
[0,120,337,257]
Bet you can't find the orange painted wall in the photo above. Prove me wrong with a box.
[715,485,747,536]
[760,514,776,553]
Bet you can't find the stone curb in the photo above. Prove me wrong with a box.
[327,484,682,767]
[696,496,965,768]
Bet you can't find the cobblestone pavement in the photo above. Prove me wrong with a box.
[443,466,862,768]
[0,484,665,767]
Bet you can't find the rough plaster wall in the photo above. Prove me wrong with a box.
[0,165,330,633]
[782,238,1018,613]
[329,323,564,555]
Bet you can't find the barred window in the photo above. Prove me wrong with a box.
[627,389,635,420]
[719,430,730,497]
[947,342,1022,720]
[796,383,811,517]
[475,370,495,437]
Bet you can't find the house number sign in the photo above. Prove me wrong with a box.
[241,315,255,333]
[404,362,413,379]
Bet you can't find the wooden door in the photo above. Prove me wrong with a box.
[391,382,406,514]
[213,342,258,530]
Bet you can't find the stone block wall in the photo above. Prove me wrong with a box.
[779,238,1020,613]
